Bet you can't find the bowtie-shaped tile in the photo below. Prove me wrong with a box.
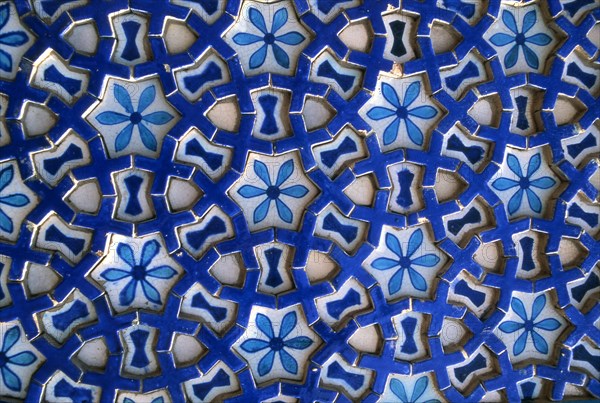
[39,290,97,345]
[316,277,371,329]
[185,61,223,94]
[178,206,233,259]
[112,168,155,223]
[32,130,91,187]
[315,205,368,254]
[184,362,239,402]
[567,133,596,160]
[33,214,92,265]
[320,354,374,400]
[31,51,89,105]
[571,272,599,305]
[45,372,100,402]
[571,341,600,378]
[446,134,485,165]
[311,50,363,100]
[121,325,159,378]
[255,242,295,295]
[180,282,237,335]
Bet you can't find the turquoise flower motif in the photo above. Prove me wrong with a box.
[0,165,30,234]
[499,294,561,356]
[233,7,305,69]
[100,240,177,306]
[0,326,37,392]
[372,229,440,295]
[490,9,552,69]
[367,81,438,146]
[238,159,308,224]
[240,311,313,376]
[390,376,442,403]
[0,3,29,73]
[96,84,174,152]
[491,153,556,215]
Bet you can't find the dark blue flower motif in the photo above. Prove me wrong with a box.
[372,229,440,295]
[100,240,177,306]
[238,159,309,224]
[96,84,174,152]
[0,165,30,234]
[390,376,441,403]
[233,7,305,69]
[367,81,437,146]
[491,153,556,215]
[0,326,37,392]
[0,3,29,73]
[490,9,552,69]
[499,294,561,356]
[241,311,313,376]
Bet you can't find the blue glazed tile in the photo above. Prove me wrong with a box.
[0,0,599,401]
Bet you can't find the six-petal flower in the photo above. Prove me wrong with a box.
[489,9,552,70]
[238,159,309,224]
[360,76,441,152]
[498,292,567,364]
[229,152,319,232]
[89,234,183,313]
[224,0,310,76]
[85,77,180,158]
[378,373,445,403]
[0,322,44,398]
[233,306,321,384]
[489,148,560,219]
[96,84,174,152]
[364,225,448,302]
[0,160,38,242]
[484,4,558,74]
[240,311,313,376]
[0,2,34,80]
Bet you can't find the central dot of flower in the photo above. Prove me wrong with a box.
[519,177,530,189]
[396,106,408,119]
[264,33,275,44]
[0,352,7,367]
[130,112,143,124]
[515,33,526,45]
[266,186,280,199]
[524,320,534,332]
[398,257,412,269]
[269,337,284,351]
[132,265,147,281]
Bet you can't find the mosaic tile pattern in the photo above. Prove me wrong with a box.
[0,0,599,401]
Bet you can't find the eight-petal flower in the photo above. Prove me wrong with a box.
[0,2,34,80]
[489,148,560,219]
[224,0,310,76]
[90,234,183,313]
[229,152,319,232]
[360,76,440,152]
[364,225,448,302]
[85,76,180,158]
